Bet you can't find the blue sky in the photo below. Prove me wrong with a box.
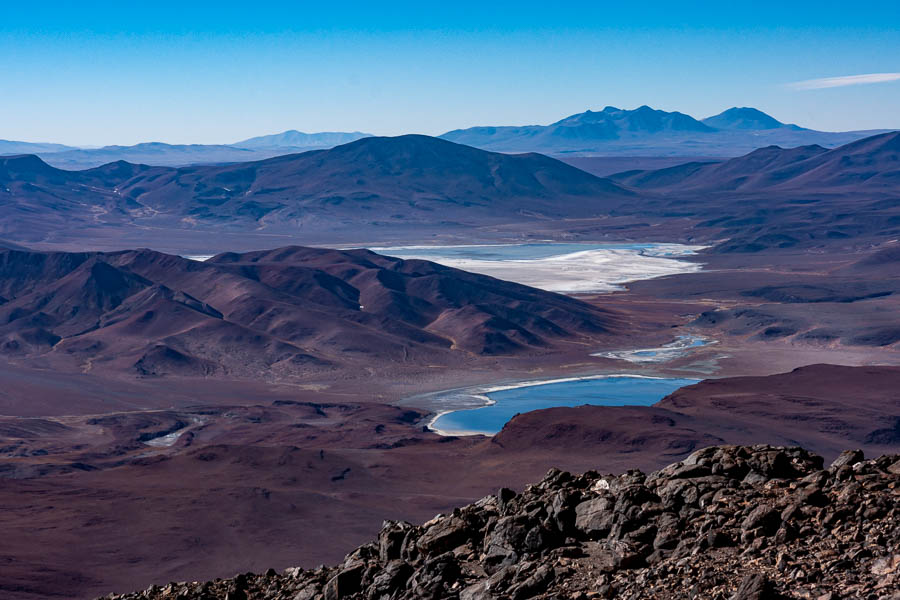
[2,1,898,146]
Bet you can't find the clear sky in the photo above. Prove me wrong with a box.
[2,1,899,146]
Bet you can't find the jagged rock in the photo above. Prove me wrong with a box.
[378,520,414,563]
[508,564,553,600]
[599,539,647,572]
[574,496,614,538]
[741,505,781,535]
[367,560,412,599]
[293,585,318,600]
[99,445,900,600]
[497,488,516,511]
[830,449,864,470]
[416,514,470,556]
[871,553,900,575]
[547,488,578,534]
[406,552,460,598]
[483,515,532,571]
[459,566,514,600]
[729,574,777,600]
[651,513,681,550]
[324,561,365,600]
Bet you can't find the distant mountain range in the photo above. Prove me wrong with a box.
[0,131,373,170]
[611,130,900,192]
[440,106,892,156]
[232,130,370,149]
[608,130,900,252]
[1,131,899,254]
[0,134,632,250]
[1,107,895,169]
[700,107,805,131]
[0,139,77,155]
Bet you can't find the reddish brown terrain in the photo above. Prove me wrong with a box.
[557,155,725,177]
[0,136,633,253]
[2,227,900,599]
[1,361,898,600]
[0,131,896,255]
[1,131,899,599]
[0,246,630,382]
[96,445,900,600]
[608,131,900,253]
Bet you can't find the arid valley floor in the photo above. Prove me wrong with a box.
[1,239,899,598]
[0,128,899,599]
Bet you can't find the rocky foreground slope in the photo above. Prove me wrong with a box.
[99,445,899,600]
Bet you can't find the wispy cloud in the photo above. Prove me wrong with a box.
[789,73,900,90]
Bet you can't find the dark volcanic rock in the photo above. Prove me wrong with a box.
[99,445,900,600]
[729,574,779,600]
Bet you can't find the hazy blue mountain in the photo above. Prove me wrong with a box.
[20,131,374,169]
[4,108,893,168]
[232,130,372,149]
[556,106,714,134]
[34,142,263,169]
[3,132,900,256]
[0,134,634,249]
[441,106,712,150]
[0,140,76,155]
[701,107,805,131]
[612,131,900,192]
[440,106,892,156]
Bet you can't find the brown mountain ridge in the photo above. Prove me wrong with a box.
[0,246,623,379]
[0,135,634,250]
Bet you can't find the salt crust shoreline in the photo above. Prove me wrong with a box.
[425,373,681,437]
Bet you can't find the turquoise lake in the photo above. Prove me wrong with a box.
[429,376,698,436]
